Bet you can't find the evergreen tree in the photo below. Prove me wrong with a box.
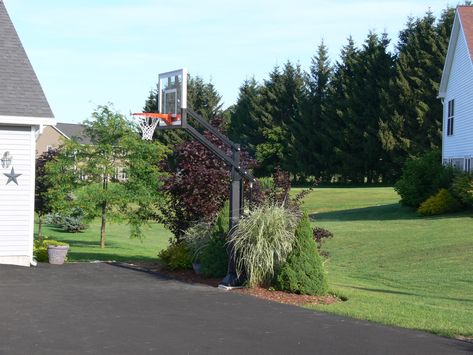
[326,37,361,181]
[303,41,332,179]
[380,10,453,179]
[228,78,265,156]
[256,62,306,176]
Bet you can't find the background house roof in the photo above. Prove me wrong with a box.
[55,123,92,144]
[458,6,473,61]
[0,0,54,119]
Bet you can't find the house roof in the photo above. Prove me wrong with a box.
[0,1,54,119]
[458,6,473,60]
[54,123,92,145]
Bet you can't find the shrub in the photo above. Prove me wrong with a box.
[313,226,334,250]
[451,174,473,207]
[34,238,69,262]
[200,236,228,277]
[158,242,192,270]
[417,189,462,216]
[45,208,88,233]
[394,150,455,207]
[181,222,213,262]
[229,204,299,287]
[274,214,328,296]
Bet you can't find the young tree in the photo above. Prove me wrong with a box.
[35,149,60,241]
[47,105,169,248]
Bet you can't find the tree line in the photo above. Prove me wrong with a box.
[226,8,455,183]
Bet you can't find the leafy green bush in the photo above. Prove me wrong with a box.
[229,204,299,287]
[200,236,228,277]
[394,150,455,207]
[34,238,69,262]
[451,174,473,207]
[274,214,328,295]
[417,189,462,216]
[158,242,192,270]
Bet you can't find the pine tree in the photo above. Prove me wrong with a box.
[256,62,306,176]
[228,78,264,156]
[303,41,332,179]
[326,37,361,182]
[379,10,454,180]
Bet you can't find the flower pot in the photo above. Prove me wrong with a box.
[192,262,202,275]
[47,245,69,265]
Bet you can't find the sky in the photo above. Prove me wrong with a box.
[5,0,453,124]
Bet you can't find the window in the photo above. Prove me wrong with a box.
[447,99,455,136]
[465,157,471,173]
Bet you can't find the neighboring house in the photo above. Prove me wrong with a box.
[0,1,55,266]
[37,123,127,182]
[36,122,91,156]
[439,6,473,172]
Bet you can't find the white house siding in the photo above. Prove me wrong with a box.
[443,26,473,168]
[0,125,35,266]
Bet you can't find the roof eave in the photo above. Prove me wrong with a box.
[0,115,56,127]
[438,11,462,97]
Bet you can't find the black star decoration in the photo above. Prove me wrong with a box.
[4,167,22,185]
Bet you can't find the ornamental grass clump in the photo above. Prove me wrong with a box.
[229,204,299,287]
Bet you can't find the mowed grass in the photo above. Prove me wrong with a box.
[36,220,171,262]
[295,187,473,338]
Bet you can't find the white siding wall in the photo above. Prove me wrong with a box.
[443,27,473,162]
[0,125,35,266]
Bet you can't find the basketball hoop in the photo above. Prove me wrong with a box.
[132,112,181,140]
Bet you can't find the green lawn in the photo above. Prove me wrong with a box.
[296,187,473,338]
[37,220,171,262]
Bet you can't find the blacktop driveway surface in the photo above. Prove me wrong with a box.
[0,262,471,355]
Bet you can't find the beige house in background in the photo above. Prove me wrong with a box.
[36,123,91,157]
[37,123,127,181]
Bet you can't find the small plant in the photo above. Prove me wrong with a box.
[158,241,192,270]
[200,236,228,277]
[181,222,213,262]
[34,238,69,262]
[417,188,462,216]
[313,226,334,250]
[274,214,328,296]
[229,204,299,287]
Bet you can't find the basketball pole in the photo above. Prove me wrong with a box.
[176,109,254,287]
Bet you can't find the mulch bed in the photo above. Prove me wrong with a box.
[116,261,339,307]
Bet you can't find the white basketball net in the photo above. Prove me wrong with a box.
[137,117,160,140]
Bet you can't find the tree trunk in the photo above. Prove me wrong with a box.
[100,201,107,248]
[100,175,108,249]
[38,214,43,243]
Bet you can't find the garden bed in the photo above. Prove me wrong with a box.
[114,261,339,307]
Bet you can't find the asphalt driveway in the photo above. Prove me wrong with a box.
[0,263,471,355]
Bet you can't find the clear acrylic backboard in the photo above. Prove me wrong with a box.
[158,68,187,127]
